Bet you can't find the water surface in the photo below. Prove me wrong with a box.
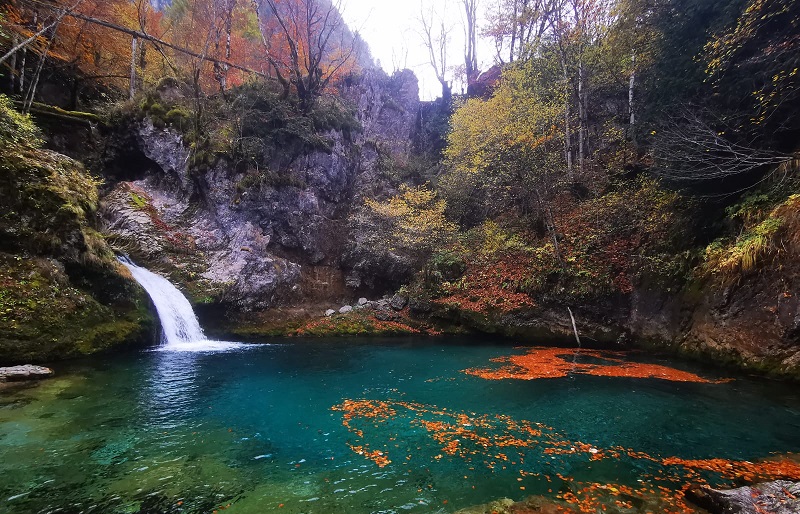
[1,338,799,513]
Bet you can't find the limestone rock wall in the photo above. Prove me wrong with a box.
[100,69,423,311]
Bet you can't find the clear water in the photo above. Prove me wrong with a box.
[1,339,800,514]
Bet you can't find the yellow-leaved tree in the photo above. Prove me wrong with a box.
[441,59,566,259]
[364,185,456,285]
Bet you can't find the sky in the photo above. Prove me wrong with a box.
[341,0,496,101]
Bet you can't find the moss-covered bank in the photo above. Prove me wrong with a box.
[0,95,154,363]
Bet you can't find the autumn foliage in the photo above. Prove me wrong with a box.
[463,347,728,383]
[332,397,800,513]
[1,0,361,104]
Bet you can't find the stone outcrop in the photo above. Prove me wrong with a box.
[679,261,800,377]
[0,96,155,364]
[100,69,423,312]
[0,365,54,381]
[427,265,800,378]
[686,481,800,514]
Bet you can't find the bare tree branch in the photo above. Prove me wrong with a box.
[653,109,794,185]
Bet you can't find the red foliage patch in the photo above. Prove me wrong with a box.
[436,253,536,314]
[463,347,728,384]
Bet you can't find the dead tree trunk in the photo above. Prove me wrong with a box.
[628,51,636,143]
[23,25,56,113]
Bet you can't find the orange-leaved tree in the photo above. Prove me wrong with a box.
[254,0,359,110]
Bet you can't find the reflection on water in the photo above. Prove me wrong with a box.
[151,340,254,353]
[1,339,800,514]
[142,351,201,428]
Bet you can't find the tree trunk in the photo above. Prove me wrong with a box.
[223,3,232,89]
[535,190,563,263]
[463,0,478,89]
[440,79,452,104]
[19,11,39,96]
[509,0,518,63]
[628,51,636,143]
[19,48,26,93]
[139,40,147,75]
[563,67,573,179]
[517,0,530,59]
[130,36,137,99]
[9,35,18,93]
[577,56,585,174]
[23,35,53,113]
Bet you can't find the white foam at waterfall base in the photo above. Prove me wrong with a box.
[118,257,246,352]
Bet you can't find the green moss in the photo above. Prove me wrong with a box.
[0,99,155,362]
[0,253,155,363]
[165,107,191,127]
[129,190,149,209]
[293,311,420,337]
[0,96,102,257]
[0,95,42,148]
[27,102,100,123]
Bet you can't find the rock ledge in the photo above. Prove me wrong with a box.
[0,365,54,382]
[686,480,800,514]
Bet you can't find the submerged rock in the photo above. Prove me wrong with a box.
[0,365,54,382]
[686,480,800,514]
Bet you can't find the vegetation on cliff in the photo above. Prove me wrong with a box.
[344,0,800,374]
[2,0,800,377]
[0,95,153,363]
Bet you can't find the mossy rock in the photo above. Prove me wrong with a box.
[0,253,155,363]
[0,97,156,362]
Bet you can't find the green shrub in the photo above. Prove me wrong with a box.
[0,95,42,149]
[165,107,191,126]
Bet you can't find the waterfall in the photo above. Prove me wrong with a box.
[119,257,244,352]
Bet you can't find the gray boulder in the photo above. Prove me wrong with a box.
[409,295,432,314]
[686,480,800,514]
[390,294,408,311]
[339,305,353,314]
[0,365,54,382]
[325,309,336,317]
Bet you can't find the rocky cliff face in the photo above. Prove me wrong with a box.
[100,69,422,312]
[679,261,800,376]
[427,269,800,378]
[0,97,154,363]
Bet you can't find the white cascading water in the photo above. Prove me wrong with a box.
[119,256,243,352]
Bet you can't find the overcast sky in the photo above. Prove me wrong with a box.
[341,0,496,101]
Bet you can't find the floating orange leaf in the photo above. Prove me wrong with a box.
[464,347,728,384]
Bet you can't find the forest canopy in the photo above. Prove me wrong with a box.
[1,0,799,303]
[0,0,369,109]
